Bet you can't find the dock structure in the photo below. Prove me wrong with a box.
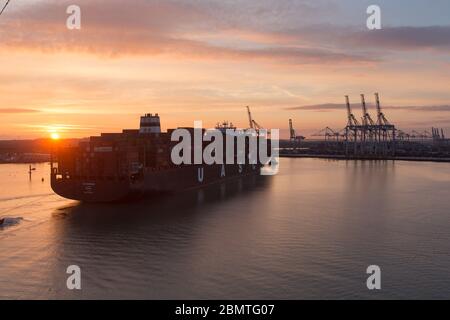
[344,93,396,157]
[280,93,449,160]
[288,119,305,150]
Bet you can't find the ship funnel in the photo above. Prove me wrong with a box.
[140,113,161,134]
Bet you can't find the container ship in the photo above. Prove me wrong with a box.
[51,114,268,202]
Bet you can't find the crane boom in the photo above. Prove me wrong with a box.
[345,95,359,126]
[289,119,296,140]
[252,119,262,130]
[246,106,254,129]
[361,94,375,125]
[375,93,391,125]
[375,92,381,121]
[360,94,368,125]
[345,95,352,125]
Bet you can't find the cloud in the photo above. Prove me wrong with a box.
[349,26,450,51]
[288,104,450,112]
[0,108,41,113]
[260,24,450,55]
[2,0,449,65]
[400,105,450,112]
[0,0,375,65]
[288,103,346,111]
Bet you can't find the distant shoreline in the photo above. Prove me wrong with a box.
[280,153,450,163]
[0,160,50,164]
[2,156,449,166]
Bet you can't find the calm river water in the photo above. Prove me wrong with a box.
[1,158,449,299]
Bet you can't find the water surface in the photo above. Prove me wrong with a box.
[1,159,450,299]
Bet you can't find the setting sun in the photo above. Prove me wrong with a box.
[50,132,60,140]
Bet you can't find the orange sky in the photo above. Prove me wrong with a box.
[1,0,450,139]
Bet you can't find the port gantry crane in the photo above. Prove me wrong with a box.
[374,93,396,155]
[289,119,295,140]
[399,128,447,144]
[343,93,396,157]
[312,127,341,141]
[288,119,305,150]
[246,106,254,129]
[344,95,360,139]
[375,93,390,126]
[246,106,264,134]
[396,127,446,143]
[360,94,375,126]
[360,94,377,142]
[344,95,361,154]
[396,130,410,141]
[345,95,360,127]
[432,127,446,141]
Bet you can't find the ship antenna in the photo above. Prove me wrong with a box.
[0,0,11,17]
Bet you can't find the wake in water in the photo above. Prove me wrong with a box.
[0,193,54,203]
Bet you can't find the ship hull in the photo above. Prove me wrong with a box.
[51,164,261,202]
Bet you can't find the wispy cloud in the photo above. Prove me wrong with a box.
[261,24,450,57]
[349,26,450,52]
[0,0,376,65]
[3,1,449,65]
[0,108,41,113]
[289,104,450,112]
[288,103,346,111]
[1,0,450,139]
[404,105,450,111]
